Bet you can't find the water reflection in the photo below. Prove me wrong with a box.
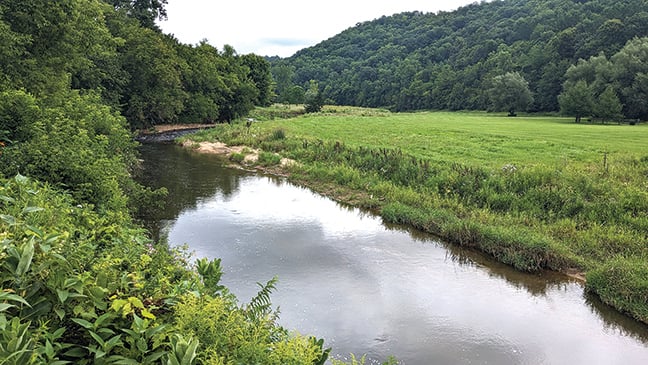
[384,222,574,298]
[585,292,648,344]
[137,143,648,365]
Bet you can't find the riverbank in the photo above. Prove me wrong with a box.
[177,111,648,325]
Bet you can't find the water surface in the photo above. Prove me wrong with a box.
[138,143,648,364]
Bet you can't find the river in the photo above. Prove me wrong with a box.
[137,143,648,364]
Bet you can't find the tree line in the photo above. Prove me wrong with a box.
[0,0,274,209]
[272,0,648,121]
[1,0,273,131]
[0,1,334,363]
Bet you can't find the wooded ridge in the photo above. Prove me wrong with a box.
[272,0,648,119]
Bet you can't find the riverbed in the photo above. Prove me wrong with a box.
[137,143,648,364]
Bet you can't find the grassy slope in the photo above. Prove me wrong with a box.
[186,108,648,323]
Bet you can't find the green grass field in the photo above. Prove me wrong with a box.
[184,108,648,323]
[260,109,647,168]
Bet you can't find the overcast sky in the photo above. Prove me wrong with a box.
[158,0,479,57]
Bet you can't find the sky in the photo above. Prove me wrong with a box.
[158,0,480,58]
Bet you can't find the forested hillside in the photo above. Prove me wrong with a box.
[273,0,648,116]
[0,1,328,363]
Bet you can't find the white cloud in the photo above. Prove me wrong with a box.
[159,0,479,57]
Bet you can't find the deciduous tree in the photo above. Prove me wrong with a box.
[487,72,533,116]
[558,80,594,123]
[594,86,623,123]
[304,80,323,113]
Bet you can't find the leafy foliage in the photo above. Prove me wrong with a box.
[0,0,327,362]
[273,0,648,114]
[561,36,648,121]
[304,80,324,113]
[487,72,533,115]
[0,175,327,363]
[558,80,594,123]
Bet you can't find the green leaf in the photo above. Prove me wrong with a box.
[89,331,105,347]
[54,307,65,320]
[0,303,15,312]
[141,307,156,320]
[15,174,28,185]
[145,323,168,338]
[22,206,44,214]
[108,356,140,365]
[51,327,66,340]
[0,292,30,307]
[182,337,200,365]
[16,239,35,276]
[44,233,61,245]
[110,299,127,312]
[0,195,15,203]
[71,318,93,330]
[63,346,87,358]
[25,225,44,238]
[94,312,114,328]
[144,350,166,363]
[128,296,144,309]
[0,214,16,225]
[104,335,123,351]
[45,340,55,357]
[56,289,70,304]
[94,348,107,360]
[97,328,116,336]
[136,337,148,352]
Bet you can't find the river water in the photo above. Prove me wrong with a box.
[138,143,648,364]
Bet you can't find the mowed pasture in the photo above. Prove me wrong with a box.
[262,109,646,169]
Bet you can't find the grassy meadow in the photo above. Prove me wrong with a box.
[184,107,648,323]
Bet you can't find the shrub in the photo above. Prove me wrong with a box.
[230,152,246,163]
[258,152,282,166]
[268,128,286,141]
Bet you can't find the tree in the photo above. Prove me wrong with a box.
[271,64,295,103]
[0,90,42,144]
[611,37,648,120]
[240,54,275,106]
[285,85,305,106]
[109,0,168,29]
[487,72,533,116]
[304,80,323,113]
[117,28,187,128]
[594,86,623,123]
[558,80,594,123]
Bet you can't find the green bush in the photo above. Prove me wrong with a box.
[229,152,246,163]
[0,92,137,211]
[174,292,325,365]
[268,128,286,141]
[257,152,282,166]
[0,174,330,364]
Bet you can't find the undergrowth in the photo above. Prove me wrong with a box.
[0,175,331,364]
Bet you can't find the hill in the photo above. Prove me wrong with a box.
[273,0,648,113]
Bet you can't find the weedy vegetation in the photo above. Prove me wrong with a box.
[0,175,331,364]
